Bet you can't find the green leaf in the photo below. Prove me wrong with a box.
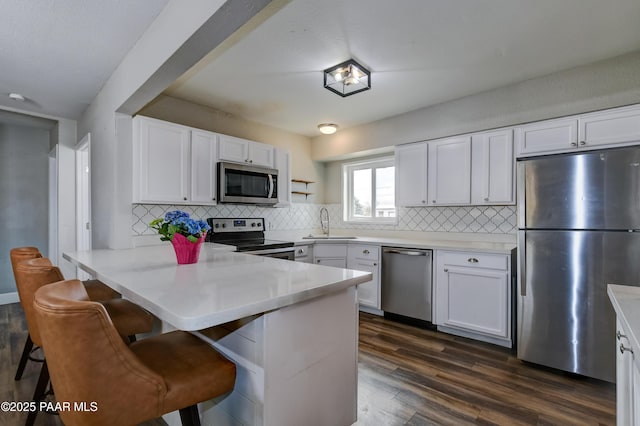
[187,235,198,243]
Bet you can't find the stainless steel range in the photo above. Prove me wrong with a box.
[206,218,295,260]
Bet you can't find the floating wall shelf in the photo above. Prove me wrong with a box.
[291,179,314,199]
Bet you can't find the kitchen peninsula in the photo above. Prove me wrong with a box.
[64,244,372,426]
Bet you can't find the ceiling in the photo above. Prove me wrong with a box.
[0,0,168,121]
[1,0,639,135]
[166,0,640,137]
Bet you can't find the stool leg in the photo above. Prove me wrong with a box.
[128,335,137,343]
[14,334,33,380]
[178,405,201,426]
[26,361,49,426]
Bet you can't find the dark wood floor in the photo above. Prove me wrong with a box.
[1,303,615,425]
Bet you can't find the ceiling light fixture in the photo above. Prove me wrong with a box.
[8,93,26,102]
[317,123,338,135]
[323,59,371,97]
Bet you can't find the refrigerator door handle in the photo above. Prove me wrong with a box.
[518,230,526,296]
[516,161,525,229]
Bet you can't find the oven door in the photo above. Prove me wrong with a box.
[218,162,278,205]
[242,246,295,260]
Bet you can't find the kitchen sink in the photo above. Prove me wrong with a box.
[302,235,357,240]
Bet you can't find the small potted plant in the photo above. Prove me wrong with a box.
[150,210,210,264]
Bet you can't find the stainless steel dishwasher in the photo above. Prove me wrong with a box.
[381,247,433,323]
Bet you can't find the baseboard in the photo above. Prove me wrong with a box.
[0,292,19,305]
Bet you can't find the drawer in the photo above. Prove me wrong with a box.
[348,244,380,261]
[313,243,347,258]
[440,251,508,270]
[294,245,312,259]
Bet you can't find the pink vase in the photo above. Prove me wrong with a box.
[171,233,205,264]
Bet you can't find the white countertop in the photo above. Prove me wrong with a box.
[608,284,640,353]
[271,230,517,254]
[63,244,371,331]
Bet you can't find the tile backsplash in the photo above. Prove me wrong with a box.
[132,203,517,236]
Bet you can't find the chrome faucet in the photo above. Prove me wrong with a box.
[320,207,330,236]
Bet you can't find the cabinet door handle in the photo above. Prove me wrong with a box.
[373,263,377,266]
[617,330,627,340]
[363,249,370,254]
[432,200,436,203]
[580,141,586,146]
[620,343,634,355]
[444,268,449,272]
[183,197,187,201]
[212,197,216,201]
[316,260,320,263]
[468,258,479,263]
[571,142,578,147]
[249,159,253,163]
[422,200,426,204]
[484,197,489,202]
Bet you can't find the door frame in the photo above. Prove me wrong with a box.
[75,134,92,279]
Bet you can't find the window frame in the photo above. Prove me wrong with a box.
[343,156,397,224]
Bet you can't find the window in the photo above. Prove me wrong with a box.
[343,157,396,223]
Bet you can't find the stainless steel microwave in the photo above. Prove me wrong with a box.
[218,162,278,205]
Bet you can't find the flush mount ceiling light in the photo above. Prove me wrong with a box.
[323,59,371,97]
[317,123,338,135]
[8,93,26,101]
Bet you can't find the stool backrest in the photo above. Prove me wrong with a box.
[14,257,65,346]
[10,246,42,281]
[34,279,166,425]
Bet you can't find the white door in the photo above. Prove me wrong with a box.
[138,118,190,203]
[395,142,428,207]
[471,130,514,204]
[248,142,275,167]
[439,266,509,338]
[190,130,218,205]
[75,134,92,280]
[428,136,471,205]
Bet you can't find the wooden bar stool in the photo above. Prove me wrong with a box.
[14,257,154,426]
[10,247,122,380]
[34,279,236,426]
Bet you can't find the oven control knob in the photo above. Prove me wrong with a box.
[222,224,226,228]
[257,222,261,227]
[251,222,256,227]
[214,224,220,229]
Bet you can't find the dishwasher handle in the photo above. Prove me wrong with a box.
[383,248,431,256]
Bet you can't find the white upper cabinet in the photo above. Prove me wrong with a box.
[516,104,640,158]
[395,142,428,207]
[133,116,289,206]
[471,129,514,205]
[134,117,190,204]
[580,105,640,148]
[190,130,218,204]
[274,148,291,207]
[515,117,578,157]
[428,136,471,205]
[219,134,274,168]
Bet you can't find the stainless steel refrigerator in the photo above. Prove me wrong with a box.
[517,146,640,383]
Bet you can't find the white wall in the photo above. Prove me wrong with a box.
[0,107,78,283]
[312,50,640,161]
[139,95,325,201]
[0,124,50,294]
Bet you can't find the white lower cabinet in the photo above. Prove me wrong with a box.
[616,318,640,426]
[347,244,380,309]
[294,245,313,263]
[434,250,512,347]
[313,244,347,268]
